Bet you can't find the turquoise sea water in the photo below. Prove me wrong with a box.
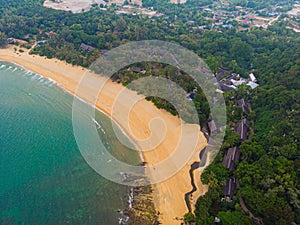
[0,62,140,225]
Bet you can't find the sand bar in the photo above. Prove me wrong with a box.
[0,46,207,224]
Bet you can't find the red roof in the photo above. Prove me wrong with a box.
[242,19,251,23]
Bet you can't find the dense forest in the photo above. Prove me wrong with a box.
[187,23,300,225]
[0,0,299,224]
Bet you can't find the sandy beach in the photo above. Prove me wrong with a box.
[0,46,207,224]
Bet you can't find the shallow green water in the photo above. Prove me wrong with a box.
[0,62,139,225]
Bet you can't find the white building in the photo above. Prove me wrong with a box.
[249,73,257,82]
[247,81,259,89]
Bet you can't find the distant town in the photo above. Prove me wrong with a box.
[44,0,300,33]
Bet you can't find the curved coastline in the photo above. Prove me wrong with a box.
[0,46,208,224]
[0,59,148,224]
[0,60,144,161]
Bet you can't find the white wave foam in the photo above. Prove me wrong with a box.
[30,74,38,80]
[4,62,144,164]
[91,117,101,129]
[47,78,57,87]
[48,78,56,84]
[25,70,32,75]
[5,66,13,71]
[118,215,129,225]
[117,188,132,224]
[128,188,134,209]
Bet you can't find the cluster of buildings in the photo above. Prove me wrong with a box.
[223,102,250,202]
[214,69,259,93]
[187,2,288,32]
[80,43,95,52]
[204,95,251,202]
[206,69,254,202]
[200,68,257,143]
[113,2,299,33]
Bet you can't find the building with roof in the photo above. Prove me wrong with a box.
[80,43,95,52]
[237,98,249,115]
[132,67,146,74]
[235,118,249,141]
[242,19,251,24]
[230,78,246,86]
[222,24,233,28]
[215,70,259,92]
[37,41,47,47]
[222,146,241,171]
[215,69,231,81]
[219,83,236,92]
[208,120,218,136]
[224,177,236,202]
[132,67,142,73]
[249,73,257,82]
[247,81,259,89]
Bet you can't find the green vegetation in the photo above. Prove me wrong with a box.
[229,0,295,10]
[0,0,299,224]
[217,211,253,224]
[0,32,7,48]
[185,25,300,225]
[112,63,211,123]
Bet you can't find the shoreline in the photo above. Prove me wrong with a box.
[2,57,144,160]
[0,46,208,224]
[1,59,146,168]
[1,59,148,224]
